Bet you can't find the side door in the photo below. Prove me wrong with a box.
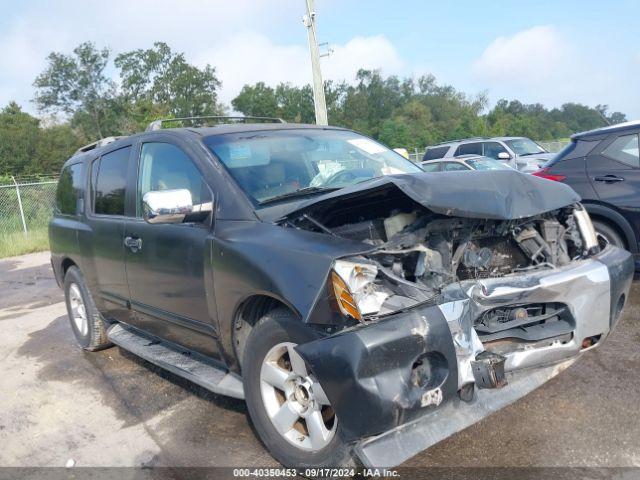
[124,139,219,357]
[587,132,640,238]
[82,145,136,323]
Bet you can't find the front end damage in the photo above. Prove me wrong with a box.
[279,173,634,467]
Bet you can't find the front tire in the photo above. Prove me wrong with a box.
[242,308,353,467]
[63,266,112,351]
[592,220,625,250]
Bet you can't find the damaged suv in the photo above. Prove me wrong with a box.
[50,119,634,468]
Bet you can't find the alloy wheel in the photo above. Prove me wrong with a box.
[68,283,88,337]
[259,342,337,451]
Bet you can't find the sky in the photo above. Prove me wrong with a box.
[0,0,638,118]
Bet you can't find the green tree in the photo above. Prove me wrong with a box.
[232,82,278,117]
[275,84,315,123]
[0,102,40,175]
[33,42,118,139]
[115,42,224,121]
[0,102,84,176]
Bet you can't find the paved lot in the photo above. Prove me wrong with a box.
[1,251,640,468]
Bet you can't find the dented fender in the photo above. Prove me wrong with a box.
[295,304,458,442]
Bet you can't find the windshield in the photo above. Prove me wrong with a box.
[204,129,422,204]
[466,157,513,170]
[505,138,546,156]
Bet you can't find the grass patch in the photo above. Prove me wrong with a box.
[0,228,50,258]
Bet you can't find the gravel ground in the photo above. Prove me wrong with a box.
[1,251,639,471]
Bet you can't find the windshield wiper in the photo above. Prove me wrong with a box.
[258,186,342,205]
[519,152,544,156]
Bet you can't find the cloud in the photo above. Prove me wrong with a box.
[472,26,639,117]
[472,26,569,85]
[193,32,310,106]
[0,1,404,115]
[324,35,404,81]
[195,33,403,106]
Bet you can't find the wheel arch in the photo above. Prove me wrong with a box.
[61,257,78,275]
[231,293,300,371]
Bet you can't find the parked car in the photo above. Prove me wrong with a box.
[50,117,633,468]
[423,136,553,173]
[534,121,640,268]
[421,154,515,172]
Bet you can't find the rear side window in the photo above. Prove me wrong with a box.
[93,146,131,216]
[421,162,441,172]
[55,163,84,215]
[601,134,640,168]
[423,146,449,160]
[455,142,482,156]
[552,139,598,163]
[443,162,469,171]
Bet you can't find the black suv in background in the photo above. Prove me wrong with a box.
[534,121,640,267]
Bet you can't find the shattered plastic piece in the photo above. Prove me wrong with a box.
[421,387,443,407]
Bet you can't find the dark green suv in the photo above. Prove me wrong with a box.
[50,117,634,468]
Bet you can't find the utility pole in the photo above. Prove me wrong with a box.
[303,0,328,125]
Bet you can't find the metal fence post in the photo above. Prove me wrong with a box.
[12,176,28,236]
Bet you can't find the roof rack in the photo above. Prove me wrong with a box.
[74,136,126,156]
[146,116,286,131]
[430,136,488,147]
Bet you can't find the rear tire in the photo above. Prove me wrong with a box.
[63,266,112,351]
[242,308,354,468]
[592,220,625,250]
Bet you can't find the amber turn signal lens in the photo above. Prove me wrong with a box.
[331,271,362,321]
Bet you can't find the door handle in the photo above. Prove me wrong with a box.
[594,175,624,183]
[124,236,143,252]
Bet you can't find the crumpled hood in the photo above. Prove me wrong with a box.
[269,170,580,221]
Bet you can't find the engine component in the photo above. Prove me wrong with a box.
[513,226,551,264]
[384,211,417,239]
[326,205,591,320]
[540,220,570,265]
[462,246,493,269]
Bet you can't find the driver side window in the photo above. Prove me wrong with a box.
[482,142,508,159]
[138,142,211,218]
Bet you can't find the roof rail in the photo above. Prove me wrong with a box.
[430,136,488,146]
[74,136,126,156]
[146,116,286,131]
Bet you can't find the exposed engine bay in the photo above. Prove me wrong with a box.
[282,187,598,321]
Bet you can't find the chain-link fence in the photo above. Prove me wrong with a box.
[0,176,58,256]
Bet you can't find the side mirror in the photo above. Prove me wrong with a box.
[142,189,193,224]
[497,152,511,160]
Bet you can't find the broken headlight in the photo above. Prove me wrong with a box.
[331,260,390,320]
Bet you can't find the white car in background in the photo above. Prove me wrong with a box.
[421,155,515,172]
[422,136,554,173]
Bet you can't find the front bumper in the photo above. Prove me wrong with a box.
[297,246,633,467]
